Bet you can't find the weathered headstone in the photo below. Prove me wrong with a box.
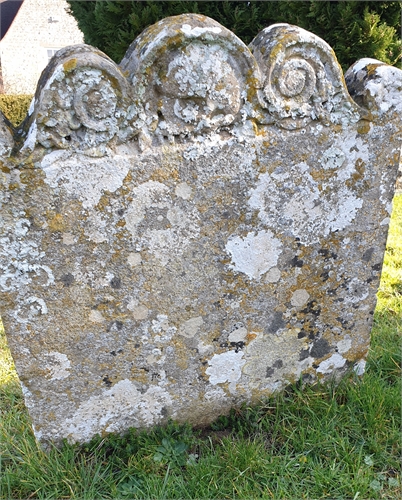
[0,15,401,446]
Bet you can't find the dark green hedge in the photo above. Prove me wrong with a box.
[0,95,32,127]
[66,0,401,70]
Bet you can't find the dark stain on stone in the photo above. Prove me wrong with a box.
[372,263,382,271]
[266,312,286,333]
[320,271,329,281]
[336,317,348,327]
[102,375,112,387]
[302,373,315,383]
[230,341,245,352]
[110,277,121,289]
[298,330,307,339]
[301,300,321,318]
[290,256,304,267]
[117,208,125,216]
[273,359,283,368]
[299,348,310,361]
[319,249,338,261]
[310,338,331,358]
[362,247,374,262]
[266,366,275,377]
[60,273,74,287]
[107,320,123,332]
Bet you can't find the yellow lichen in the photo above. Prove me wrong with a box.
[47,213,66,232]
[357,121,371,135]
[63,58,77,73]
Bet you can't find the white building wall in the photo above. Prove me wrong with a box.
[0,0,83,94]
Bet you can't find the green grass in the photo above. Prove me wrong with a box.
[1,194,401,500]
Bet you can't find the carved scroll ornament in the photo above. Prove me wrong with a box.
[1,14,392,157]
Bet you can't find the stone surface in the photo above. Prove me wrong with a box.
[0,15,401,446]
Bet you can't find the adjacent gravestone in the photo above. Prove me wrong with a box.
[0,15,401,446]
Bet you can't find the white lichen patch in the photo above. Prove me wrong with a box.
[151,314,173,334]
[291,289,310,307]
[62,233,75,245]
[363,64,402,115]
[336,336,352,354]
[125,181,201,265]
[225,230,282,280]
[180,24,222,37]
[248,150,365,244]
[320,146,346,170]
[175,182,193,200]
[127,253,142,267]
[197,341,214,355]
[63,380,171,443]
[264,267,281,283]
[12,296,49,325]
[228,326,247,343]
[85,212,109,243]
[353,359,367,376]
[0,218,54,293]
[20,121,38,152]
[206,351,246,385]
[89,310,105,323]
[41,155,131,209]
[132,305,149,321]
[43,352,71,380]
[316,353,346,374]
[179,316,204,338]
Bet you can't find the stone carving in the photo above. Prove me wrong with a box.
[0,14,401,446]
[119,15,261,140]
[21,45,132,156]
[250,24,362,129]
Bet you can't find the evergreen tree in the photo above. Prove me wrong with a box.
[66,1,401,70]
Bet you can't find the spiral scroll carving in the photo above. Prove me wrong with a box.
[250,24,357,129]
[24,45,132,156]
[120,14,261,138]
[156,43,242,133]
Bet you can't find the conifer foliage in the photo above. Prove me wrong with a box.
[66,1,401,70]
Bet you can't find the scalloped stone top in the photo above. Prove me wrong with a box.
[0,13,384,158]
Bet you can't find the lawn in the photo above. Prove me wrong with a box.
[0,194,401,500]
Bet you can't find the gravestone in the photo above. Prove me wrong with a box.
[0,14,401,446]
